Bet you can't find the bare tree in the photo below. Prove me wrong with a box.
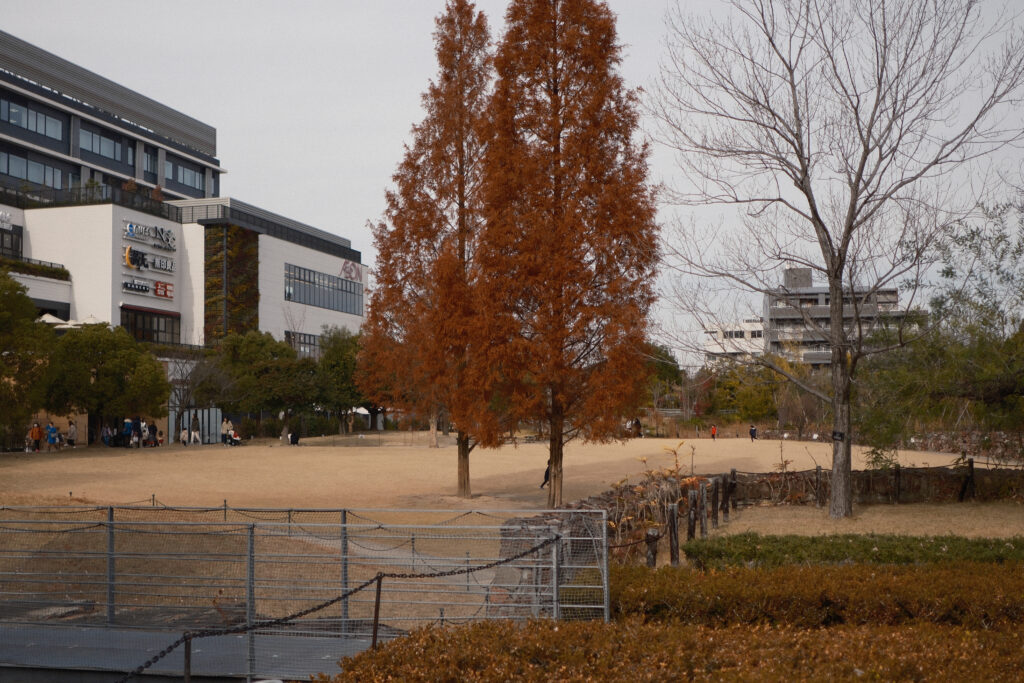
[651,0,1024,517]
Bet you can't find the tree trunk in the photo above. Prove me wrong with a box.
[546,404,565,509]
[428,407,439,448]
[829,283,854,519]
[456,430,471,498]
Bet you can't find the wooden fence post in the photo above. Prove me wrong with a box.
[698,481,708,539]
[668,503,679,567]
[687,489,697,541]
[711,478,720,529]
[645,528,659,568]
[721,473,730,523]
[730,469,738,510]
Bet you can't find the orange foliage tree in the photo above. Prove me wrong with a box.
[358,0,492,497]
[475,0,659,507]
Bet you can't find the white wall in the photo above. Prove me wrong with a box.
[21,204,116,322]
[257,234,366,342]
[21,205,189,334]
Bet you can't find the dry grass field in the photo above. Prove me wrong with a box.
[4,432,1015,540]
[4,431,1017,537]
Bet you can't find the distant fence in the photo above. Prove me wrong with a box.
[0,507,608,680]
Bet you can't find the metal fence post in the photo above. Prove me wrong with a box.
[371,574,383,649]
[106,506,115,625]
[699,481,708,538]
[247,524,255,683]
[551,530,561,620]
[601,510,610,623]
[341,509,349,635]
[711,478,720,529]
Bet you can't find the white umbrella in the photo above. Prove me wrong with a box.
[36,313,65,325]
[79,314,103,325]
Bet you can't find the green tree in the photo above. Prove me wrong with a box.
[44,324,170,426]
[709,362,779,424]
[318,327,363,433]
[208,331,298,415]
[0,272,53,447]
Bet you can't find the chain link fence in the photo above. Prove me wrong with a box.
[0,506,607,680]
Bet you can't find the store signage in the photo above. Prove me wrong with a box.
[154,281,174,299]
[124,246,174,273]
[340,259,362,283]
[124,221,176,251]
[123,280,151,294]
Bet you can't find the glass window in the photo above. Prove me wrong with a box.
[0,151,6,174]
[7,103,24,127]
[45,115,61,140]
[127,145,134,166]
[8,154,26,179]
[0,100,6,121]
[165,160,173,180]
[100,137,114,159]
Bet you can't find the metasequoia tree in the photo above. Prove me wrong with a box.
[359,0,491,496]
[652,0,1024,517]
[477,0,659,507]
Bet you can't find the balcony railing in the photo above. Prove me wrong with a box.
[0,182,182,223]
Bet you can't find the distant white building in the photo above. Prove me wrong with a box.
[703,319,764,363]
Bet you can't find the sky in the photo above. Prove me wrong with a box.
[1,0,681,269]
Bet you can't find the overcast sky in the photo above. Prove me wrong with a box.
[2,0,680,269]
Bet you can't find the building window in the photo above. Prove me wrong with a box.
[177,165,204,191]
[0,227,23,258]
[165,160,173,180]
[285,330,321,359]
[751,330,764,338]
[724,330,745,339]
[120,307,181,344]
[79,128,123,162]
[1,97,63,141]
[0,150,63,189]
[143,151,157,174]
[284,263,363,316]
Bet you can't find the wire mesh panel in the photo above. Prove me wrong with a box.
[0,508,607,680]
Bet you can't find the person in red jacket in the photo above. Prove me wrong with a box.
[710,425,717,441]
[28,423,43,452]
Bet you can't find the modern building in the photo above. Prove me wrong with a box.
[1,30,221,203]
[762,267,904,366]
[0,29,366,354]
[1,29,368,442]
[702,319,764,363]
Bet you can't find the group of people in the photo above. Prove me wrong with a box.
[110,417,161,448]
[25,420,77,452]
[220,417,242,446]
[708,424,758,441]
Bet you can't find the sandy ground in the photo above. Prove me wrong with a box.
[4,432,1017,537]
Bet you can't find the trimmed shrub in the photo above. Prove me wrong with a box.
[683,532,1024,569]
[316,621,1024,682]
[610,562,1024,628]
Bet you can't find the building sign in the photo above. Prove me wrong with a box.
[154,281,174,299]
[0,211,11,231]
[123,220,176,251]
[124,246,174,273]
[340,259,362,283]
[122,280,151,294]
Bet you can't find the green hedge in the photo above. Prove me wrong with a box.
[610,562,1024,627]
[683,532,1024,569]
[317,621,1024,682]
[1,258,70,281]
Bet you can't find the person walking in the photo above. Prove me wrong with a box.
[220,417,229,445]
[749,424,757,442]
[710,424,717,441]
[190,413,201,445]
[45,421,58,452]
[132,416,143,448]
[67,420,77,448]
[29,422,43,452]
[540,459,551,489]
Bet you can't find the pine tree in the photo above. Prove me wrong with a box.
[477,0,658,507]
